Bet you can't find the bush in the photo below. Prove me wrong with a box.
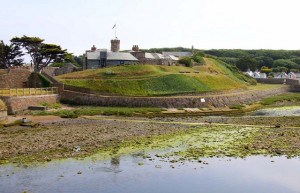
[179,57,192,67]
[38,74,52,87]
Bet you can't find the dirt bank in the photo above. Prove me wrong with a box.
[1,114,300,164]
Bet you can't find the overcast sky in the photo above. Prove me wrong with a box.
[1,0,300,55]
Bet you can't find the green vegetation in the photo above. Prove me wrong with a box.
[38,73,52,87]
[260,93,300,106]
[205,49,300,73]
[229,104,245,109]
[40,102,61,109]
[178,57,192,67]
[58,58,254,96]
[96,125,300,162]
[31,107,162,118]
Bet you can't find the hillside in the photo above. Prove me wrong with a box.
[57,58,255,96]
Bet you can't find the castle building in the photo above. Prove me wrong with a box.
[83,39,138,69]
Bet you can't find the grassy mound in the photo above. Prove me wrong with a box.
[58,58,255,96]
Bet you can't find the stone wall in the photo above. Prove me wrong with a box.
[60,86,290,108]
[255,78,285,84]
[0,95,59,114]
[286,79,300,86]
[0,68,33,88]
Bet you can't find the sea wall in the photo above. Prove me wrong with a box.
[0,95,59,114]
[60,86,290,108]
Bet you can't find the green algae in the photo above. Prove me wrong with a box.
[2,123,300,166]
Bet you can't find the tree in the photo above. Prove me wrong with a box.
[236,57,258,71]
[273,59,299,70]
[192,52,205,65]
[179,57,192,67]
[11,35,67,72]
[0,40,24,68]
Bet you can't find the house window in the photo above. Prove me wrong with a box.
[120,61,124,65]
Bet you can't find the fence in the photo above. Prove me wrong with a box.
[0,87,58,97]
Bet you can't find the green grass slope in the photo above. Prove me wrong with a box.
[58,58,255,96]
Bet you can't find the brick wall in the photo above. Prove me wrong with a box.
[60,86,290,108]
[0,68,33,88]
[1,95,59,114]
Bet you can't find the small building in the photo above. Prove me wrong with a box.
[288,72,297,79]
[252,72,261,78]
[130,45,177,66]
[274,72,288,79]
[259,73,267,78]
[162,52,193,58]
[245,71,253,77]
[54,63,79,76]
[83,41,139,69]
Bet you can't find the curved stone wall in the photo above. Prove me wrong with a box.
[61,86,291,108]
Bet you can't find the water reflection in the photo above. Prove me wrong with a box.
[0,156,300,193]
[252,106,300,117]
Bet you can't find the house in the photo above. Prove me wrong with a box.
[252,72,261,78]
[83,40,139,70]
[287,72,297,79]
[130,45,177,66]
[162,52,193,58]
[274,72,288,79]
[259,73,267,78]
[54,63,79,76]
[245,71,253,77]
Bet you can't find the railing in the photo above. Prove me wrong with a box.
[0,87,58,97]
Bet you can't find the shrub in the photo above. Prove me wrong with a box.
[38,74,52,87]
[179,57,192,67]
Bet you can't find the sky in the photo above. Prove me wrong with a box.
[1,0,300,55]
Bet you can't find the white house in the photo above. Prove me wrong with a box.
[288,72,297,79]
[274,72,288,79]
[253,72,261,78]
[245,71,253,77]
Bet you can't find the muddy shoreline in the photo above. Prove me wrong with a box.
[1,112,300,164]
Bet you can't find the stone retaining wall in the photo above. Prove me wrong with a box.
[0,95,59,114]
[0,68,33,88]
[60,86,291,108]
[255,78,285,84]
[0,110,7,121]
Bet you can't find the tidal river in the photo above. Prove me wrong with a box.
[1,153,300,193]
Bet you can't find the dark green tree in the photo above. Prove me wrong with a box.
[0,40,24,68]
[11,35,67,72]
[236,57,258,71]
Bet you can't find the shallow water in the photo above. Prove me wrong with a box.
[252,106,300,117]
[1,154,300,193]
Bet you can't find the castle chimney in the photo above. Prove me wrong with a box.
[111,39,120,52]
[91,45,97,51]
[132,45,140,52]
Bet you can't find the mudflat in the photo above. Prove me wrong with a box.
[1,114,300,164]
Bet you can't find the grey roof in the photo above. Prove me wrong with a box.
[86,50,138,61]
[145,52,155,59]
[162,52,193,57]
[86,51,100,60]
[107,52,138,61]
[152,53,165,59]
[166,55,179,61]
